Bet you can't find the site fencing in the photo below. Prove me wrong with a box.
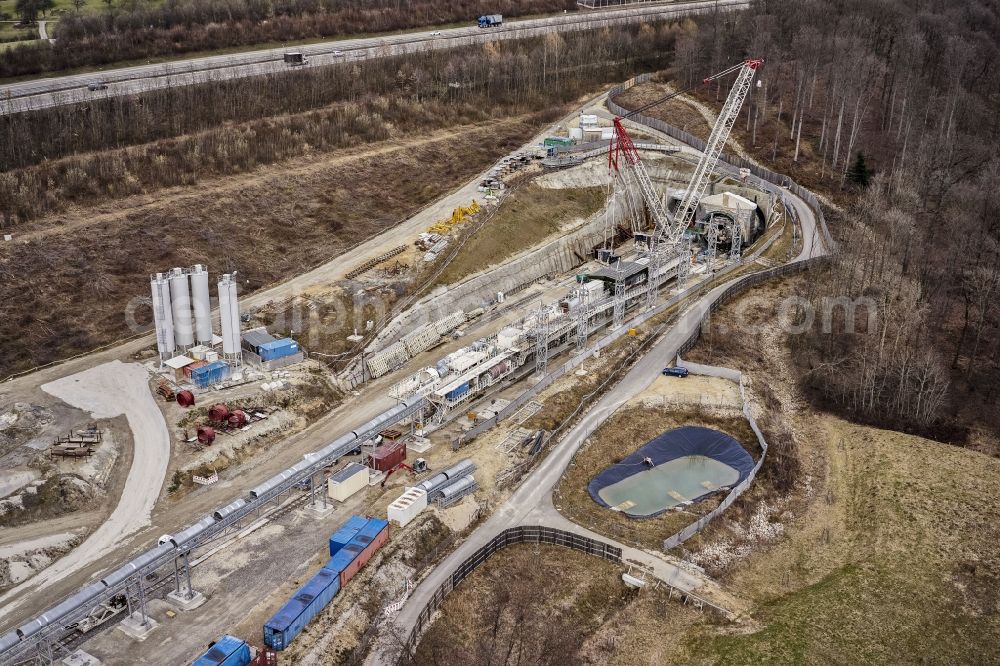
[396,526,621,662]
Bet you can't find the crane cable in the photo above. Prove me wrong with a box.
[618,60,749,121]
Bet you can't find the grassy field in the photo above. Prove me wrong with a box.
[0,116,542,379]
[686,416,1000,665]
[431,183,607,287]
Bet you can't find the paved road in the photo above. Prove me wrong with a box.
[0,0,748,115]
[372,174,828,664]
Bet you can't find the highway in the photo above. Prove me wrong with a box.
[0,0,748,115]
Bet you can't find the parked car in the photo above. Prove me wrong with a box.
[662,366,689,378]
[87,82,108,91]
[332,50,344,57]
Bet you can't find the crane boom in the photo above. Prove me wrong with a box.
[660,58,763,246]
[607,59,763,248]
[605,59,762,311]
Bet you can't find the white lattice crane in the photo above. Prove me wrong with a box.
[607,59,763,306]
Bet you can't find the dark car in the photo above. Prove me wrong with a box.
[87,82,108,91]
[662,366,689,378]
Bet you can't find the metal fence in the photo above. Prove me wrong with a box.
[397,525,621,662]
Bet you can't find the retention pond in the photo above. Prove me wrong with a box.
[588,426,753,518]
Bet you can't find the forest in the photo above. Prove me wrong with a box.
[669,0,1000,441]
[0,0,576,77]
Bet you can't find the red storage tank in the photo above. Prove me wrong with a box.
[197,426,216,445]
[228,410,248,428]
[176,390,195,408]
[370,440,406,472]
[208,403,230,423]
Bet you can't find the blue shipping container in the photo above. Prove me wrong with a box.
[445,382,470,401]
[191,360,228,388]
[191,634,251,666]
[329,516,369,557]
[351,518,389,548]
[325,542,364,575]
[263,568,341,651]
[259,338,299,362]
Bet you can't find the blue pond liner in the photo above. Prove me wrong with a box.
[588,426,753,518]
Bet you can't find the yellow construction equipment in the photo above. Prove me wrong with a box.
[426,201,481,235]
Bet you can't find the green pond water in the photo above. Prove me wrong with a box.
[597,455,740,516]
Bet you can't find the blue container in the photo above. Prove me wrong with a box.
[445,382,470,401]
[351,518,389,548]
[329,516,369,556]
[259,338,299,362]
[191,634,251,666]
[263,568,341,651]
[191,360,228,388]
[325,542,364,574]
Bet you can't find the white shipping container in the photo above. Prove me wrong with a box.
[327,462,370,502]
[450,350,485,373]
[387,487,428,527]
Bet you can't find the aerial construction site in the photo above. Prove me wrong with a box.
[1,1,999,665]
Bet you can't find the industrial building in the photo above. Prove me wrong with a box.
[152,266,245,380]
[241,328,304,370]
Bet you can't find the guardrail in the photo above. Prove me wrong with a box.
[396,526,621,662]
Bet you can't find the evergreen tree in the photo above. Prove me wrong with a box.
[847,152,871,188]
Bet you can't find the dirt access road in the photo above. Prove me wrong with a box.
[0,361,170,623]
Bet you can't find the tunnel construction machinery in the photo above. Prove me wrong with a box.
[605,58,763,309]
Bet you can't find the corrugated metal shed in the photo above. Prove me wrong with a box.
[263,568,341,651]
[242,328,276,352]
[329,515,369,556]
[259,338,299,361]
[191,635,251,666]
[191,360,228,387]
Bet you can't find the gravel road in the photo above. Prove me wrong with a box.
[0,361,168,621]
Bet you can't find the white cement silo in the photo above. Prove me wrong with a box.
[169,267,194,350]
[150,273,175,360]
[218,273,242,363]
[190,264,212,346]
